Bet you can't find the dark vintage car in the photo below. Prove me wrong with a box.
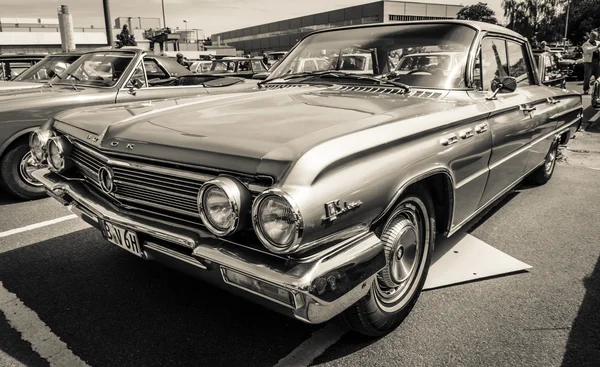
[199,57,269,78]
[0,52,82,91]
[0,48,258,200]
[592,80,600,109]
[32,21,582,336]
[0,53,47,81]
[533,50,568,88]
[558,48,584,81]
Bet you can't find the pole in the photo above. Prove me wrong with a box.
[102,0,113,46]
[564,0,570,48]
[161,0,167,30]
[57,5,76,52]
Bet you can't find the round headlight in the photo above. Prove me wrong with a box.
[29,129,54,162]
[252,190,303,254]
[46,136,72,172]
[198,177,251,236]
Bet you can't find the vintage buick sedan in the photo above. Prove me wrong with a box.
[0,48,258,200]
[31,21,582,336]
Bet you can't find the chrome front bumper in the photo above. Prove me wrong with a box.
[33,168,385,324]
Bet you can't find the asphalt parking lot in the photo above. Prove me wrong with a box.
[1,82,599,367]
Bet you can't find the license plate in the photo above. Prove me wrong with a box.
[100,220,143,257]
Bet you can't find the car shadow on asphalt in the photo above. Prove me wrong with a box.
[0,191,20,206]
[0,229,319,367]
[561,253,600,366]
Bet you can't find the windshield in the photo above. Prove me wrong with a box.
[13,55,80,82]
[53,51,135,87]
[268,23,477,89]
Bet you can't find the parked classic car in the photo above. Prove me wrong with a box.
[189,60,212,73]
[0,52,82,91]
[558,48,584,81]
[199,57,269,78]
[592,80,600,109]
[533,50,568,88]
[266,51,287,67]
[0,53,47,81]
[0,48,258,200]
[31,21,582,336]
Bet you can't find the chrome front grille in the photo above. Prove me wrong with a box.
[69,142,218,219]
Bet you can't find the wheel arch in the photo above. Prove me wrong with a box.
[0,127,37,159]
[371,168,455,237]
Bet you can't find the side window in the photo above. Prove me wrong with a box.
[506,40,532,86]
[479,38,509,91]
[238,61,251,71]
[544,55,554,73]
[128,61,147,88]
[143,59,168,80]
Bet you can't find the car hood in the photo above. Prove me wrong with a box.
[54,86,463,180]
[0,81,45,92]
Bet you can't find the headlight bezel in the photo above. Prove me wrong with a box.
[197,177,251,236]
[46,136,72,173]
[252,188,304,254]
[29,129,54,162]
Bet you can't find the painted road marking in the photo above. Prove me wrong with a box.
[590,111,600,123]
[0,282,89,367]
[0,215,77,239]
[274,323,347,367]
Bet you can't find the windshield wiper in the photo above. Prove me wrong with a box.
[66,73,80,81]
[275,70,411,93]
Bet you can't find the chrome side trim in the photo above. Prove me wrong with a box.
[449,123,575,236]
[144,242,207,270]
[455,166,489,190]
[549,106,583,121]
[487,116,579,172]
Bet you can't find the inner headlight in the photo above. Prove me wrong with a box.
[198,177,251,236]
[46,136,72,172]
[29,129,54,162]
[252,190,303,254]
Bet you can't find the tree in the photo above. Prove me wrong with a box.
[564,0,600,44]
[502,0,560,40]
[456,2,499,24]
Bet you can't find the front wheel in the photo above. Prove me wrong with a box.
[0,143,47,200]
[341,187,435,336]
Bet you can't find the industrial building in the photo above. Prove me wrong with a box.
[211,0,464,55]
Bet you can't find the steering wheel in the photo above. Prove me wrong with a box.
[407,69,433,75]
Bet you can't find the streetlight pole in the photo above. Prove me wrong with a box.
[161,0,167,29]
[564,0,570,48]
[102,0,113,46]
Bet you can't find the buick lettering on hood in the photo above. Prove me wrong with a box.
[30,21,582,336]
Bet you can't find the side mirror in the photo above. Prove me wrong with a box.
[487,76,517,100]
[131,78,144,89]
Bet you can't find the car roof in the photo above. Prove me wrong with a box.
[400,51,463,57]
[306,20,526,42]
[0,54,48,61]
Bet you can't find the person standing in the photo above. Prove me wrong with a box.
[582,31,600,94]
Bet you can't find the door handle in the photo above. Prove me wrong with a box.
[440,134,458,146]
[520,105,536,113]
[459,128,474,139]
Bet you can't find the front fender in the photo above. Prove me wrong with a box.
[0,126,38,157]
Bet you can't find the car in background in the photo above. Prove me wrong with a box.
[592,80,600,109]
[189,60,212,73]
[0,52,82,91]
[533,50,567,88]
[0,54,47,81]
[394,51,463,81]
[199,57,269,78]
[266,51,287,67]
[559,47,584,81]
[0,48,258,200]
[31,20,582,337]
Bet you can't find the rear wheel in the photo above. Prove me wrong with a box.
[531,138,559,185]
[341,187,435,336]
[0,142,46,200]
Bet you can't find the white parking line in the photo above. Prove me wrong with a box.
[590,111,600,123]
[0,282,89,367]
[0,215,77,239]
[274,323,347,367]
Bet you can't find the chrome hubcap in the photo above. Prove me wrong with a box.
[375,202,426,308]
[19,151,43,187]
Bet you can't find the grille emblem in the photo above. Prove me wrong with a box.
[98,166,115,194]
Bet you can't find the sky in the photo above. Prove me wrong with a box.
[1,0,505,37]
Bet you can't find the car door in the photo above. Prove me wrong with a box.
[473,37,543,208]
[115,59,209,103]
